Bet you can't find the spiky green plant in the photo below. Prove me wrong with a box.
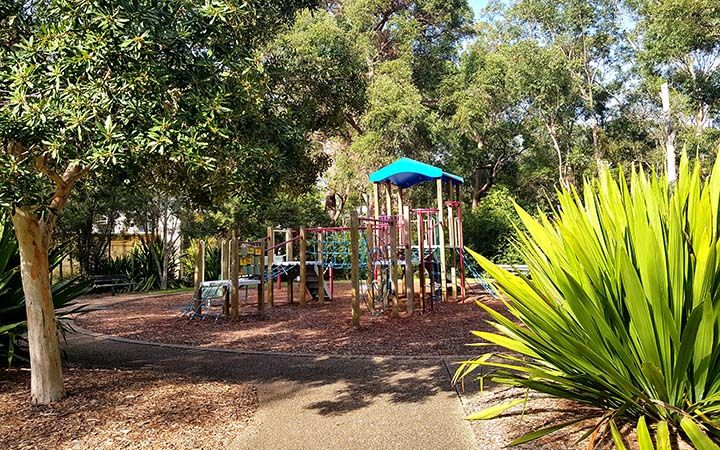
[96,241,185,292]
[458,156,720,449]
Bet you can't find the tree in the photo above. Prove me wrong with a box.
[275,1,473,216]
[508,0,624,167]
[634,0,720,138]
[442,28,532,207]
[0,0,315,404]
[512,42,585,187]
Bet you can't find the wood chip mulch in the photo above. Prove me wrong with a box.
[0,367,257,450]
[75,283,504,356]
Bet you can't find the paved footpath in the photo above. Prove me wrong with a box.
[63,307,478,450]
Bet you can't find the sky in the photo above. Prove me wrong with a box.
[468,0,489,19]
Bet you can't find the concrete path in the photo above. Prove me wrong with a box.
[63,329,478,450]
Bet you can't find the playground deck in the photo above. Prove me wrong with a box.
[75,283,501,357]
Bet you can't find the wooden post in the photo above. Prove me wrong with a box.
[365,222,374,311]
[317,232,325,303]
[193,240,204,313]
[372,182,380,252]
[258,238,265,312]
[373,183,380,220]
[384,181,393,218]
[436,179,448,303]
[286,228,294,304]
[200,241,205,285]
[397,188,404,229]
[350,211,361,328]
[299,227,307,305]
[396,188,404,294]
[230,232,239,319]
[220,238,226,280]
[389,218,399,317]
[266,226,274,307]
[403,205,414,315]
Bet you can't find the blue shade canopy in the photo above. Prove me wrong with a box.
[369,157,464,189]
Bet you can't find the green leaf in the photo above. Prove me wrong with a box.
[508,417,589,447]
[655,421,671,450]
[465,399,526,421]
[637,417,655,450]
[680,417,720,450]
[609,419,628,450]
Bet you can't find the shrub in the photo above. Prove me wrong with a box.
[180,240,220,285]
[463,186,523,264]
[96,242,185,292]
[458,156,720,448]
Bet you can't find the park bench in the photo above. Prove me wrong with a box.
[497,264,530,277]
[90,274,132,295]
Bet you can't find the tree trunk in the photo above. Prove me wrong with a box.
[161,248,169,290]
[472,166,494,209]
[661,83,677,185]
[590,117,602,169]
[546,121,568,188]
[471,139,493,209]
[12,210,65,404]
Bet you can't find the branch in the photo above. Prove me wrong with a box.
[345,114,364,134]
[35,155,65,189]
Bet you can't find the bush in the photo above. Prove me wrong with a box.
[96,242,186,292]
[180,239,220,285]
[458,156,720,448]
[463,186,523,264]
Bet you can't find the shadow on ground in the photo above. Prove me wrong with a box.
[63,332,459,417]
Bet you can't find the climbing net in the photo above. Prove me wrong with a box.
[305,228,367,270]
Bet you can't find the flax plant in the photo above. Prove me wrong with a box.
[458,156,720,449]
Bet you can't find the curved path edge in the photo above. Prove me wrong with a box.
[63,323,479,450]
[72,321,473,362]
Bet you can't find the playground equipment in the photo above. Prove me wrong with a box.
[187,157,502,328]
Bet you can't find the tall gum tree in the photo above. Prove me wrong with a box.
[0,0,314,404]
[507,0,624,168]
[634,0,720,139]
[272,1,473,215]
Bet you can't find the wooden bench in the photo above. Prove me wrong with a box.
[90,274,132,295]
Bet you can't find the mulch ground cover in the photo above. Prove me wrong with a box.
[0,367,257,450]
[76,283,501,356]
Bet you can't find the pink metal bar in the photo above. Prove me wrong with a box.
[265,235,301,252]
[457,201,466,301]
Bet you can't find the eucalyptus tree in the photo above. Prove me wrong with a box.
[634,0,720,141]
[273,1,474,215]
[442,28,534,207]
[0,0,315,403]
[507,0,625,167]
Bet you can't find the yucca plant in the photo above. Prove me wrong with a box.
[180,240,220,284]
[458,155,720,449]
[96,241,185,292]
